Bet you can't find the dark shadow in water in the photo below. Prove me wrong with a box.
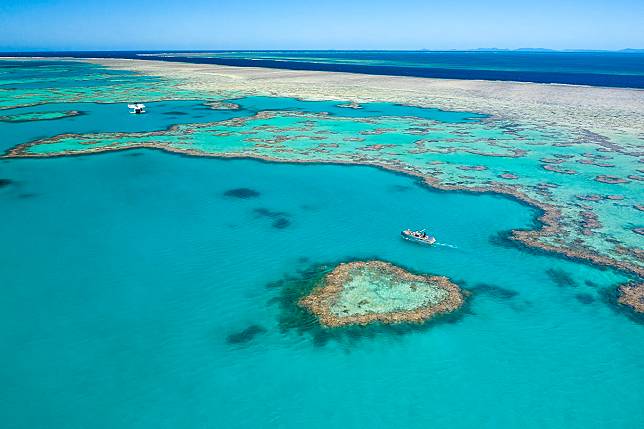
[489,230,609,273]
[545,268,577,288]
[300,204,319,211]
[389,184,412,193]
[509,300,533,312]
[575,293,596,305]
[224,188,261,199]
[253,207,288,218]
[487,232,639,319]
[451,279,468,288]
[0,179,13,188]
[17,193,38,199]
[598,287,644,325]
[163,111,189,115]
[272,218,291,229]
[469,283,519,299]
[489,230,552,257]
[123,152,144,157]
[225,324,268,345]
[488,231,556,260]
[268,260,474,349]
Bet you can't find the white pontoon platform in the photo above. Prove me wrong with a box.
[128,103,146,114]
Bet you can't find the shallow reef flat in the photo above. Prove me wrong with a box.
[300,260,463,327]
[619,284,644,313]
[1,58,642,304]
[86,58,644,135]
[0,110,80,122]
[0,58,229,110]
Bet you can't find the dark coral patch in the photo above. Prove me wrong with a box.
[265,279,284,289]
[272,218,291,229]
[224,188,261,199]
[575,293,595,304]
[225,324,267,345]
[253,207,289,218]
[389,184,412,192]
[300,204,319,211]
[598,287,644,325]
[545,268,577,288]
[17,193,37,199]
[488,231,517,249]
[595,175,630,184]
[470,283,519,299]
[488,231,550,257]
[499,173,519,180]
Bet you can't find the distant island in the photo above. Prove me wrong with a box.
[419,48,644,53]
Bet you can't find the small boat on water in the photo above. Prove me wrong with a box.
[128,103,146,114]
[401,228,436,245]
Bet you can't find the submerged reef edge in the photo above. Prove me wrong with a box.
[4,134,643,312]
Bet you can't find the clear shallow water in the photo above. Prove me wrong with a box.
[0,100,239,152]
[1,151,642,428]
[0,60,154,90]
[0,95,482,153]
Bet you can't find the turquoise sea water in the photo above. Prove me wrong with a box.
[0,100,236,152]
[1,59,643,428]
[1,151,643,428]
[0,95,483,153]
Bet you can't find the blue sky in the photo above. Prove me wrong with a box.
[1,0,642,51]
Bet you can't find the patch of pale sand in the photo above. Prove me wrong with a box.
[81,58,644,136]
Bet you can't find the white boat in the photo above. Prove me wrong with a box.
[401,229,436,245]
[128,103,146,114]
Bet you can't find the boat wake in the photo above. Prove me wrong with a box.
[435,242,458,249]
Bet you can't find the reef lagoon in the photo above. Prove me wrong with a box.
[1,58,643,428]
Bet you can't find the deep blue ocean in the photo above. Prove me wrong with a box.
[4,50,644,88]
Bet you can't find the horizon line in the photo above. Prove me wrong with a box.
[1,48,644,54]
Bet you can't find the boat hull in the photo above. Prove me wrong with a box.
[401,231,436,245]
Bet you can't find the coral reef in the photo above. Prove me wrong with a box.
[223,188,260,199]
[619,284,644,313]
[225,324,267,344]
[299,261,464,327]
